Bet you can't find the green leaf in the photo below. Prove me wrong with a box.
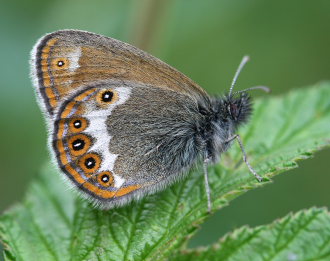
[172,208,330,261]
[1,82,330,261]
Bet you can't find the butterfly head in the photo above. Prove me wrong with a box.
[221,55,270,128]
[224,91,252,126]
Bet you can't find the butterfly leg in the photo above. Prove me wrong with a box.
[234,159,243,169]
[226,134,263,182]
[203,158,212,213]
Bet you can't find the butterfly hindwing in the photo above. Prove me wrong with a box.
[31,30,206,117]
[53,81,143,203]
[52,80,202,207]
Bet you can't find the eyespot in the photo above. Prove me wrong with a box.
[52,58,69,69]
[67,134,91,156]
[57,60,65,67]
[102,91,113,102]
[72,139,85,151]
[78,153,101,173]
[69,118,88,133]
[96,171,114,187]
[73,120,81,128]
[96,89,119,106]
[85,157,96,169]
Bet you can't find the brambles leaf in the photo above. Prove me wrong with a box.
[172,208,330,261]
[1,83,329,260]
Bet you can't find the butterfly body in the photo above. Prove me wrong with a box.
[31,30,256,209]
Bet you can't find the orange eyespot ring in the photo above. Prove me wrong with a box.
[67,134,92,157]
[78,153,101,173]
[52,58,69,70]
[96,89,119,107]
[96,171,114,187]
[69,118,88,133]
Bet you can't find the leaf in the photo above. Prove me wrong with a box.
[1,83,330,261]
[172,208,330,261]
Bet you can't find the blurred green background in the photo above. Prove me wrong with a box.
[0,0,329,253]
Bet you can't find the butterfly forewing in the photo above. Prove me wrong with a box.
[31,30,206,116]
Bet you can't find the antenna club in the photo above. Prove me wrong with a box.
[243,55,250,62]
[234,85,271,95]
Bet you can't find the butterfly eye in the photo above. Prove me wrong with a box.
[79,153,101,173]
[96,89,118,106]
[228,103,239,120]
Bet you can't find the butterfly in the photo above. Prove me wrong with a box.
[30,30,269,212]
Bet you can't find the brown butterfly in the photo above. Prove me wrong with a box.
[30,30,269,212]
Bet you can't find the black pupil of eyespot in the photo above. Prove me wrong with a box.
[73,120,82,128]
[85,157,96,169]
[101,174,109,183]
[57,60,64,67]
[72,139,85,151]
[101,91,113,102]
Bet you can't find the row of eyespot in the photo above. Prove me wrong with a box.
[78,152,114,187]
[55,128,114,187]
[70,146,113,187]
[56,116,113,186]
[68,89,116,130]
[58,87,118,187]
[66,132,103,177]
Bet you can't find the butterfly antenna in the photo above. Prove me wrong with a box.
[234,85,271,95]
[228,55,250,97]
